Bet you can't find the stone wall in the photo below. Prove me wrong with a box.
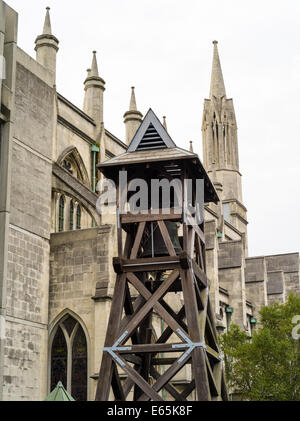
[49,226,116,400]
[218,240,247,330]
[245,257,268,319]
[265,253,300,297]
[2,53,54,401]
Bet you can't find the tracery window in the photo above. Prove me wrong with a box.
[50,315,88,401]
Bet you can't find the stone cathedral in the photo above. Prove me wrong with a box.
[0,3,299,401]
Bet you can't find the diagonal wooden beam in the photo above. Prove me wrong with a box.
[192,260,208,288]
[122,366,142,399]
[157,220,176,256]
[118,355,163,401]
[111,361,125,401]
[95,273,127,401]
[117,271,179,343]
[180,268,211,401]
[156,305,186,344]
[186,216,205,244]
[123,283,140,345]
[206,345,221,362]
[196,235,204,270]
[212,361,223,401]
[188,226,195,258]
[119,294,145,338]
[221,371,229,401]
[205,352,219,397]
[138,352,193,401]
[158,301,188,336]
[150,367,186,401]
[206,295,218,340]
[205,313,220,353]
[123,233,132,258]
[180,379,195,400]
[130,222,146,259]
[126,271,190,342]
[199,287,209,342]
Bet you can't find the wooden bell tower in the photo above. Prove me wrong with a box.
[95,109,228,401]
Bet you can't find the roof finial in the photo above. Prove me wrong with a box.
[210,40,226,99]
[124,87,143,145]
[91,51,99,77]
[129,87,137,111]
[43,7,52,35]
[189,141,194,152]
[163,116,168,131]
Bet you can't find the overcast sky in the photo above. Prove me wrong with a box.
[7,0,300,258]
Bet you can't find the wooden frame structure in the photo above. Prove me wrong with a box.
[95,109,228,401]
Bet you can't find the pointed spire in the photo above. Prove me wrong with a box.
[43,7,52,35]
[163,116,168,131]
[83,52,105,124]
[35,7,59,79]
[189,141,194,152]
[124,87,143,145]
[129,87,138,111]
[91,51,99,77]
[210,41,226,99]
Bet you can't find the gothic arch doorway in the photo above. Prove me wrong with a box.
[50,314,88,401]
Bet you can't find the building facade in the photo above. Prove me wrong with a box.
[0,3,299,401]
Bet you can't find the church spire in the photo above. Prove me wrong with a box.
[202,41,247,249]
[83,51,106,126]
[35,7,59,79]
[124,87,143,145]
[43,7,52,35]
[91,51,99,77]
[209,41,226,99]
[129,87,138,111]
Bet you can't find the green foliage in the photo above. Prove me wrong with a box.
[220,294,300,401]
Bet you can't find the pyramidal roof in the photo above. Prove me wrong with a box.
[127,108,176,152]
[45,381,75,401]
[97,107,219,203]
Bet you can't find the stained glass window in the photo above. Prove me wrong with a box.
[69,201,74,231]
[50,327,67,391]
[76,205,81,230]
[71,325,87,401]
[50,316,88,401]
[59,196,65,232]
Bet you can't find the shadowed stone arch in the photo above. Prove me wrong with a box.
[57,146,90,186]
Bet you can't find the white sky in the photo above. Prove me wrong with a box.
[7,0,300,258]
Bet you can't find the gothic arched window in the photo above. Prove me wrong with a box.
[58,196,65,232]
[50,326,67,391]
[70,201,74,231]
[76,205,81,230]
[50,315,88,401]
